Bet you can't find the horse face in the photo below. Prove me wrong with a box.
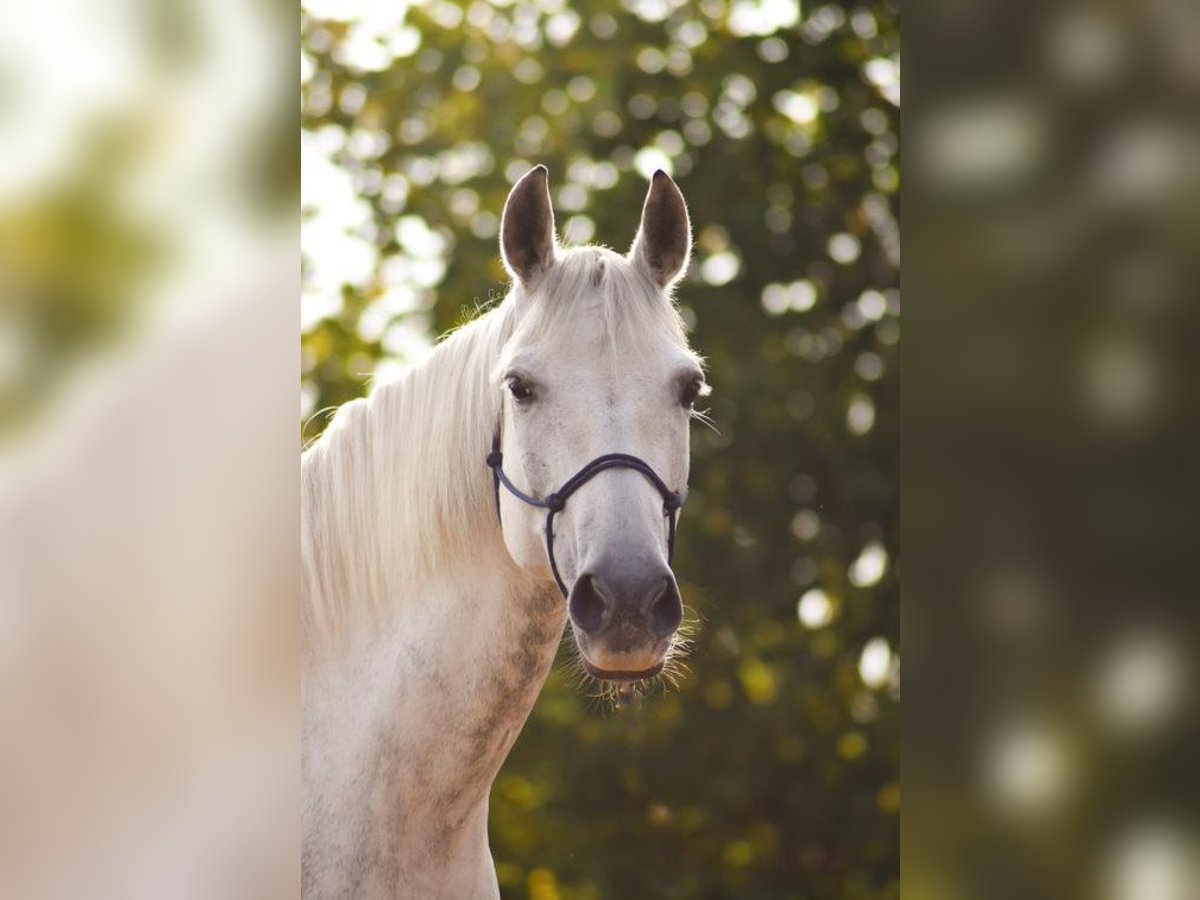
[495,166,703,682]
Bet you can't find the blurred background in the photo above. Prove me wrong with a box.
[302,1,899,899]
[906,1,1200,898]
[0,0,297,897]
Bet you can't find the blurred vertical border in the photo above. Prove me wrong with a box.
[0,0,299,897]
[905,0,1200,897]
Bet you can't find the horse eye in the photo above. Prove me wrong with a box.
[508,377,535,403]
[680,379,704,408]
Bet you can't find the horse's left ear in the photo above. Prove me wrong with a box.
[629,170,692,289]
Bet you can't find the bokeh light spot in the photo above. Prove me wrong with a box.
[849,541,888,588]
[858,637,892,688]
[797,588,834,629]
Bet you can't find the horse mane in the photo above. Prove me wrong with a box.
[300,246,695,653]
[301,297,515,651]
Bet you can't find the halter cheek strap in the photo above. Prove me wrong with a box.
[486,428,686,598]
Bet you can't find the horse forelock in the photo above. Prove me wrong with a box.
[497,246,698,376]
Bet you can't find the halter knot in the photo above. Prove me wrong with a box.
[544,493,565,512]
[663,491,684,512]
[485,450,503,468]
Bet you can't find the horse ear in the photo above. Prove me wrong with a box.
[500,165,557,289]
[629,170,692,289]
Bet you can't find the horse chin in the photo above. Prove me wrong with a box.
[579,656,665,684]
[569,619,674,684]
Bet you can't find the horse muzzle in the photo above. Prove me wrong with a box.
[567,567,682,680]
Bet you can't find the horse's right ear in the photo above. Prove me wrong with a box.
[500,165,557,289]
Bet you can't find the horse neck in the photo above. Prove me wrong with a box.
[301,303,518,654]
[302,560,565,898]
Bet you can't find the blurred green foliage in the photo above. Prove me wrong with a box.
[0,0,296,438]
[302,0,898,897]
[0,128,164,434]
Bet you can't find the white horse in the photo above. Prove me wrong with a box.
[301,166,705,898]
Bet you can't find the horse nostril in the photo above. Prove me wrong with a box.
[648,577,683,638]
[568,573,612,637]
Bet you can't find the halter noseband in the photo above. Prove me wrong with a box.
[486,426,686,598]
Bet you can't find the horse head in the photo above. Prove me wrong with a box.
[490,165,706,683]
